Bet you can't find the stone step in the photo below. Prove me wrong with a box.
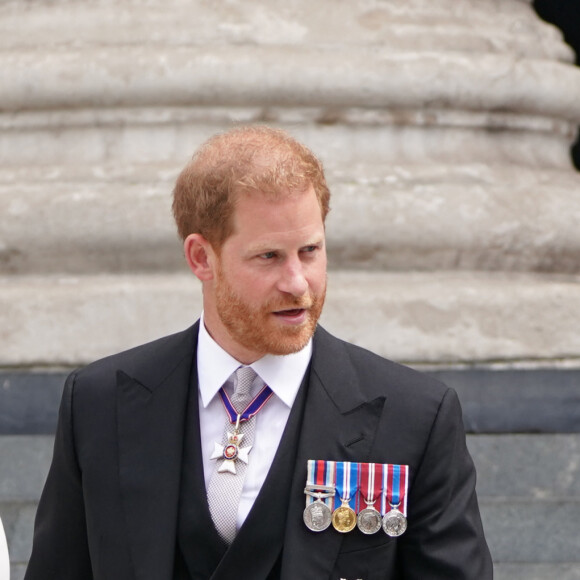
[472,434,580,568]
[0,437,53,503]
[494,564,580,580]
[466,435,580,498]
[1,436,576,503]
[2,164,580,274]
[2,271,580,366]
[9,561,580,580]
[5,436,573,497]
[11,565,25,580]
[1,501,36,578]
[4,368,580,436]
[1,434,578,575]
[480,499,580,564]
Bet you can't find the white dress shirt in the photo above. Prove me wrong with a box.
[197,314,312,530]
[0,516,9,580]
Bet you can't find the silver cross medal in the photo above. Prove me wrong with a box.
[210,414,252,474]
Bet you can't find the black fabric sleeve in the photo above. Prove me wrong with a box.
[397,388,493,579]
[24,372,94,580]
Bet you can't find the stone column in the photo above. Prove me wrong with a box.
[1,0,580,367]
[1,1,579,578]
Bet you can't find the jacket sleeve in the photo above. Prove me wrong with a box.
[397,387,493,579]
[24,372,94,580]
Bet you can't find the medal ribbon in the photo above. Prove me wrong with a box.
[382,464,409,516]
[334,461,358,510]
[305,460,336,508]
[359,462,384,512]
[218,384,274,424]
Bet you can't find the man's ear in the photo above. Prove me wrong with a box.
[184,233,216,281]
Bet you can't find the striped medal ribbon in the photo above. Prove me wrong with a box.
[332,461,358,533]
[356,463,384,534]
[303,460,336,532]
[382,464,409,537]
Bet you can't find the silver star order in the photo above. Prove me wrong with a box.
[210,431,252,474]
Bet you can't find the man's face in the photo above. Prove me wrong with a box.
[204,186,327,363]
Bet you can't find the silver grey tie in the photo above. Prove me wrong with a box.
[207,365,258,544]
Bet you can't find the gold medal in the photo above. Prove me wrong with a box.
[332,504,356,533]
[332,462,357,533]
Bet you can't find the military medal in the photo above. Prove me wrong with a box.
[332,504,357,533]
[210,415,252,474]
[382,503,407,537]
[210,383,273,474]
[382,464,409,537]
[357,462,383,535]
[332,461,358,533]
[303,460,336,532]
[303,490,334,532]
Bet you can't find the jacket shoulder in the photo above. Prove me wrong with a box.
[71,324,198,393]
[314,326,449,402]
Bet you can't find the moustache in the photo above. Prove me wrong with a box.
[267,294,316,312]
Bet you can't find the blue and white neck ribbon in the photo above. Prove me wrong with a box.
[218,384,274,424]
[334,461,358,510]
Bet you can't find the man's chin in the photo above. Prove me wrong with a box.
[247,320,316,357]
[264,337,311,356]
[268,322,317,354]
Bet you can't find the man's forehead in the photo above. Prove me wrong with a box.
[232,183,314,203]
[226,187,325,245]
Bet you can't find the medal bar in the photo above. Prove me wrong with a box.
[303,461,409,537]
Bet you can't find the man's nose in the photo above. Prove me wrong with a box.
[277,258,308,296]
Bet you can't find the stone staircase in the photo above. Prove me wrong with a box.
[1,1,580,578]
[3,412,580,579]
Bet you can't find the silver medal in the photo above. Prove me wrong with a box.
[303,500,332,532]
[382,507,407,537]
[357,507,382,535]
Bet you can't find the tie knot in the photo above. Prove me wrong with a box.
[231,366,257,408]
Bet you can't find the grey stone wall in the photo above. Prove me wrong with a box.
[1,1,580,578]
[2,0,580,367]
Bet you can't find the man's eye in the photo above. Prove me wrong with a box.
[302,245,318,253]
[259,252,277,260]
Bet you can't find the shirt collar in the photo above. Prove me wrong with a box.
[197,313,312,409]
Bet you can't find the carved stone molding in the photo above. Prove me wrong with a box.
[1,0,579,365]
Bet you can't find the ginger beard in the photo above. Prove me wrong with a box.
[214,261,326,357]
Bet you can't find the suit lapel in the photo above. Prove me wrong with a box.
[116,325,198,580]
[281,327,387,580]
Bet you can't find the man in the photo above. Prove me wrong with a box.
[25,126,493,579]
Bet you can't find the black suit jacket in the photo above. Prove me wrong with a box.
[25,323,493,579]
